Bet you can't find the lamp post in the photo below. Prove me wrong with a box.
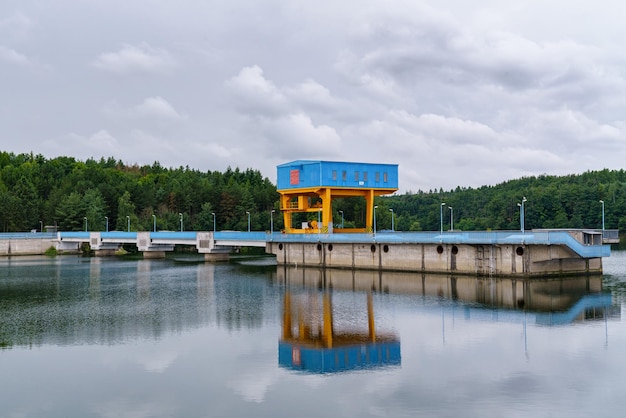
[339,210,344,229]
[440,203,445,234]
[318,209,322,235]
[517,197,527,233]
[389,208,395,231]
[211,212,216,233]
[179,212,183,232]
[600,200,605,230]
[270,209,275,237]
[373,205,378,235]
[105,216,108,232]
[152,214,156,232]
[84,217,88,232]
[246,211,250,232]
[127,215,130,232]
[449,206,453,232]
[39,220,43,232]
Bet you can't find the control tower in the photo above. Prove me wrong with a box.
[276,160,398,233]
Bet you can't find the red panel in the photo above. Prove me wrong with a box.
[290,169,299,185]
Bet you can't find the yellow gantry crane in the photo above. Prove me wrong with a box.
[276,160,398,233]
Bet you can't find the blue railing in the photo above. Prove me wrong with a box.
[16,229,613,259]
[0,232,57,239]
[268,230,611,258]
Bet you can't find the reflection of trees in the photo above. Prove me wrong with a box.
[214,273,271,331]
[0,259,214,348]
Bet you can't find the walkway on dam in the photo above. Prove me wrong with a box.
[46,229,616,258]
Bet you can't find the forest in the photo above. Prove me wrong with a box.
[0,151,624,234]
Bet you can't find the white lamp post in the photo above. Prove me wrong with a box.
[84,217,88,232]
[449,206,453,232]
[440,203,445,234]
[339,210,344,229]
[389,208,394,231]
[373,205,378,235]
[152,214,156,232]
[179,213,183,232]
[211,212,216,233]
[517,197,527,233]
[127,215,130,232]
[105,216,109,232]
[246,211,250,232]
[270,209,275,237]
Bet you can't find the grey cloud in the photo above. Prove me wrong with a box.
[91,43,177,75]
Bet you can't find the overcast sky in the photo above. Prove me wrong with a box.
[2,0,625,192]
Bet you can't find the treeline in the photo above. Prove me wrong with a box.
[369,170,626,233]
[0,152,278,232]
[0,151,624,234]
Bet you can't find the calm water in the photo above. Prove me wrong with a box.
[1,252,626,417]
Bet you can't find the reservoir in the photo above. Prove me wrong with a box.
[1,252,625,417]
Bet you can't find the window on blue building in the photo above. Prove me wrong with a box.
[354,171,359,181]
[332,170,337,181]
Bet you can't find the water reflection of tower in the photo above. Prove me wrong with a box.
[279,286,401,373]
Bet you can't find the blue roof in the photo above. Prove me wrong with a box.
[277,160,398,190]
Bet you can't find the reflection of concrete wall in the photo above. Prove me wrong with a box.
[269,242,603,277]
[275,266,603,312]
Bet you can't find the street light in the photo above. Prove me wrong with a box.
[246,211,250,232]
[517,197,527,233]
[389,208,395,231]
[449,206,453,232]
[339,210,344,229]
[373,205,378,235]
[39,220,43,232]
[152,214,156,232]
[440,203,445,234]
[84,217,88,232]
[211,212,216,233]
[179,212,183,232]
[127,215,130,232]
[600,200,605,230]
[105,216,108,232]
[270,209,275,237]
[318,209,322,235]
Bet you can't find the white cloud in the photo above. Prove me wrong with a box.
[91,43,177,75]
[0,45,30,66]
[132,97,187,120]
[0,11,34,41]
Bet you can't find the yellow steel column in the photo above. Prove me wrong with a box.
[365,189,375,231]
[281,195,292,232]
[322,187,332,232]
[367,292,376,342]
[282,291,292,340]
[322,292,333,348]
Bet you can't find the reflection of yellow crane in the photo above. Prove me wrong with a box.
[277,161,398,233]
[279,289,400,373]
